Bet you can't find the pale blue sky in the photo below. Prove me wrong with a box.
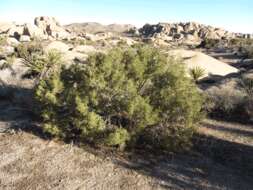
[0,0,252,33]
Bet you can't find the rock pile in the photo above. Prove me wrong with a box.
[139,22,238,45]
[0,17,72,42]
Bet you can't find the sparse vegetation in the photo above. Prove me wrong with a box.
[241,77,253,120]
[206,87,246,119]
[206,77,253,122]
[0,36,7,46]
[34,46,204,151]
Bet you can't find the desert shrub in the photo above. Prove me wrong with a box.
[16,39,43,58]
[240,77,253,120]
[228,38,253,58]
[206,86,248,120]
[206,77,253,122]
[243,46,253,58]
[199,39,220,49]
[241,77,253,96]
[34,46,204,151]
[190,66,206,82]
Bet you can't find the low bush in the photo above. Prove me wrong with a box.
[34,46,204,151]
[206,79,253,122]
[241,77,253,120]
[206,87,246,118]
[199,39,221,49]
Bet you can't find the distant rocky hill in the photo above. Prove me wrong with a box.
[0,16,252,46]
[65,22,135,35]
[138,22,246,46]
[0,16,72,42]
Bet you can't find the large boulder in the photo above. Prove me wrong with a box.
[23,23,46,39]
[168,49,239,78]
[34,16,71,39]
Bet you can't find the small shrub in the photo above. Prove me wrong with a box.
[34,46,204,151]
[199,39,220,49]
[241,77,253,120]
[244,46,253,59]
[16,40,61,81]
[241,77,253,96]
[206,86,247,120]
[190,66,205,82]
[16,40,43,59]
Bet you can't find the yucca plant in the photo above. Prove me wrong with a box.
[190,66,206,82]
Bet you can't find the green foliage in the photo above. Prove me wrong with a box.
[205,83,253,122]
[34,46,204,151]
[190,66,206,82]
[16,40,62,80]
[106,128,130,148]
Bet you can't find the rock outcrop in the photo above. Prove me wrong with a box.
[0,17,72,42]
[139,22,238,46]
[34,16,71,39]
